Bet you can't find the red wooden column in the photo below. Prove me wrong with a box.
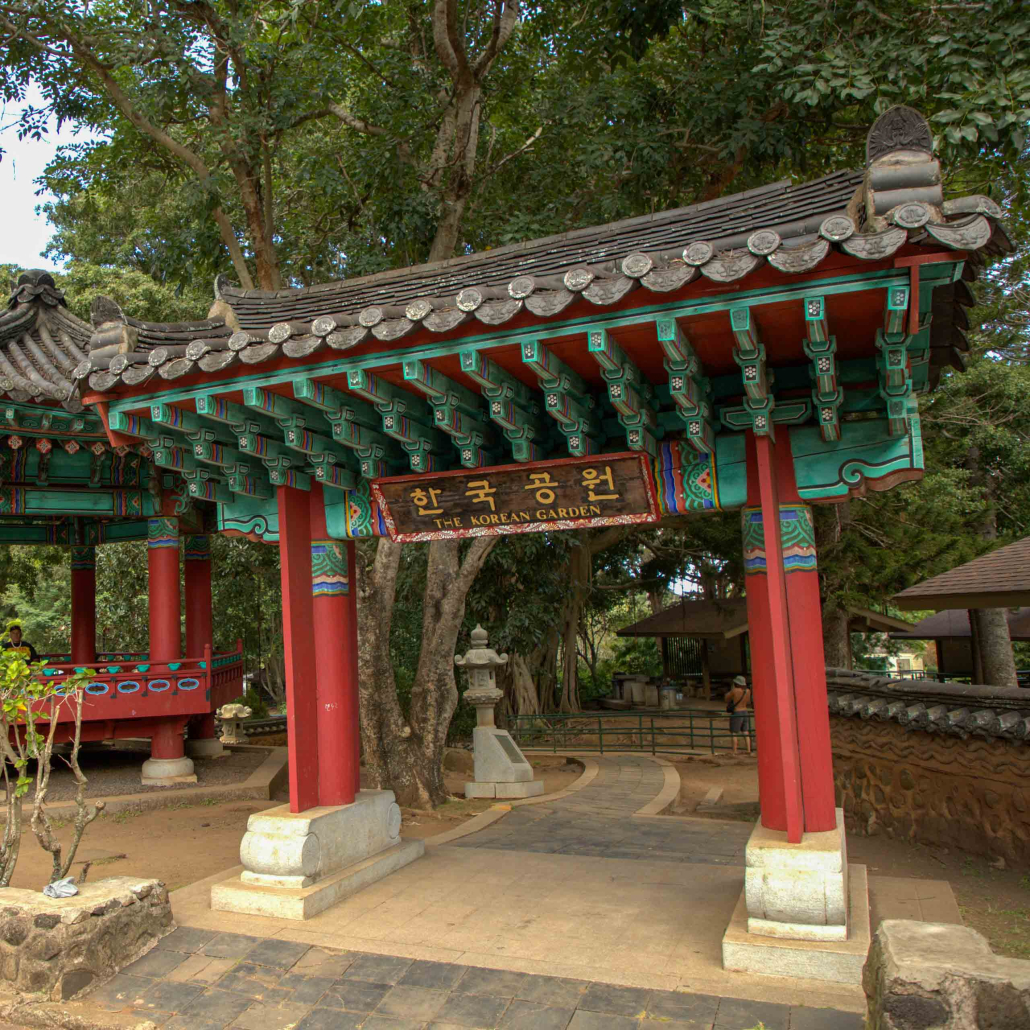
[344,541,361,790]
[742,431,837,841]
[147,517,181,664]
[309,486,359,807]
[184,535,218,747]
[277,485,320,812]
[70,545,96,665]
[772,434,837,833]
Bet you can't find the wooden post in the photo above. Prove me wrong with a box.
[309,486,358,807]
[277,485,320,812]
[701,643,712,699]
[969,609,984,684]
[344,540,361,791]
[70,545,96,665]
[147,518,181,664]
[742,434,805,843]
[184,535,213,657]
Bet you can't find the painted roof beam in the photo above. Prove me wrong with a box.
[521,340,602,457]
[587,328,658,456]
[150,403,234,445]
[195,394,281,437]
[803,296,842,443]
[293,379,381,431]
[729,307,776,438]
[656,318,716,454]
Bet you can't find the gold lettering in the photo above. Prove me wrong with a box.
[410,486,443,515]
[581,465,619,501]
[589,504,601,515]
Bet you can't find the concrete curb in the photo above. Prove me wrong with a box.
[0,747,289,823]
[633,755,681,817]
[423,757,594,847]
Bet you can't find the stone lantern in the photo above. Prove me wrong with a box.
[456,626,543,799]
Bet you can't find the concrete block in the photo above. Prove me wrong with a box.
[465,782,497,798]
[212,839,424,920]
[141,756,197,786]
[186,738,225,759]
[239,790,403,888]
[473,727,533,783]
[494,780,544,799]
[723,863,870,984]
[745,808,849,934]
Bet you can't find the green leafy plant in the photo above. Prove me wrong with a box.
[232,687,268,720]
[0,625,104,886]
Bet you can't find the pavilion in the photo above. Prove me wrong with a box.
[1,106,1010,978]
[616,596,911,687]
[890,608,1030,681]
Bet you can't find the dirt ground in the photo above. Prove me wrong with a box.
[0,754,585,896]
[7,742,271,801]
[670,754,1030,960]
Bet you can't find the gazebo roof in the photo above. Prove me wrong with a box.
[51,108,1008,396]
[894,537,1030,610]
[617,598,910,640]
[890,606,1030,641]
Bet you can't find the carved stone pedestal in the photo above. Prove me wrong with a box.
[722,809,871,983]
[210,789,423,920]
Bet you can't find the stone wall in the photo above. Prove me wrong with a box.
[831,716,1030,866]
[0,876,172,1000]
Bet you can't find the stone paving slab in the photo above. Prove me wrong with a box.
[76,935,864,1030]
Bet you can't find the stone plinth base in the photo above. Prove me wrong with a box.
[723,863,870,984]
[0,877,171,1001]
[141,756,197,786]
[211,790,424,920]
[212,840,424,919]
[465,780,544,799]
[186,737,225,759]
[745,808,848,940]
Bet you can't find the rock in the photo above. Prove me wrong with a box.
[0,876,172,1001]
[992,856,1007,870]
[864,920,1030,1029]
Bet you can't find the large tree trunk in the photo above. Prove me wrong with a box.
[822,605,852,669]
[970,608,1018,687]
[356,536,496,808]
[558,541,591,712]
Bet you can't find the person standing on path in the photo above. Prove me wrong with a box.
[724,675,752,755]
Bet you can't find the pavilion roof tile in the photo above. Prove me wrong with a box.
[3,107,1013,407]
[890,606,1030,641]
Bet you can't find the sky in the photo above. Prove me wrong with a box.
[0,90,97,272]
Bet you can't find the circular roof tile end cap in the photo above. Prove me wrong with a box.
[621,252,654,278]
[228,332,253,351]
[406,298,434,321]
[268,322,293,344]
[564,267,595,292]
[891,202,932,229]
[456,287,484,312]
[820,215,856,242]
[508,275,535,299]
[312,316,337,337]
[866,105,934,165]
[358,306,384,328]
[682,241,714,266]
[747,230,781,256]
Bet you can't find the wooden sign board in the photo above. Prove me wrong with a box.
[373,452,659,542]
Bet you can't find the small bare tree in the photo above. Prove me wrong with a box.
[0,634,102,887]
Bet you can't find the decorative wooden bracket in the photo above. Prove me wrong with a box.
[802,297,842,443]
[521,339,601,457]
[587,328,658,455]
[656,318,715,454]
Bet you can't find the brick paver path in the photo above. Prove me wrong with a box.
[453,755,751,864]
[84,928,863,1029]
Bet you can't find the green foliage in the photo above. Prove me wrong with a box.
[233,687,268,720]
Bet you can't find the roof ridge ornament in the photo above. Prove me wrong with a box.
[10,269,65,310]
[866,105,934,165]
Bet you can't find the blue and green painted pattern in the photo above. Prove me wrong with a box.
[741,505,817,575]
[184,535,211,562]
[311,539,348,597]
[147,517,179,549]
[70,545,95,571]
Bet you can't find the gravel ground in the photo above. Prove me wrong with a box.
[7,745,271,801]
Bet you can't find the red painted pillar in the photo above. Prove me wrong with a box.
[184,535,213,657]
[151,719,188,760]
[742,431,837,840]
[309,486,359,807]
[278,485,320,812]
[345,540,361,791]
[70,546,96,665]
[147,517,181,664]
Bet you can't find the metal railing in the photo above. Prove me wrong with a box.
[509,709,757,756]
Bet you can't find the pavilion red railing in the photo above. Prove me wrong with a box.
[28,640,245,725]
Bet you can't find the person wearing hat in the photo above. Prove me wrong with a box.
[3,621,39,663]
[724,675,752,755]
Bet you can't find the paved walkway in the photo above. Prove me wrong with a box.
[454,755,751,864]
[84,927,862,1029]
